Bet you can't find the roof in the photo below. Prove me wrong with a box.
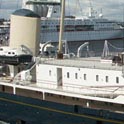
[26,1,60,5]
[12,9,40,18]
[40,57,123,71]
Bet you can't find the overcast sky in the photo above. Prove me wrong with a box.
[0,0,22,19]
[0,0,124,21]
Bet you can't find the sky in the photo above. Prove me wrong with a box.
[0,0,124,21]
[0,0,22,19]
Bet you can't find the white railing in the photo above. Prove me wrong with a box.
[36,80,124,98]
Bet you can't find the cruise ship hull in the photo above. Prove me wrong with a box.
[41,29,124,42]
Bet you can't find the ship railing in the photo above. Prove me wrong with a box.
[63,85,121,98]
[37,80,124,98]
[64,85,124,98]
[11,57,41,85]
[39,58,122,71]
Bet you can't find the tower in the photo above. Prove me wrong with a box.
[9,9,40,56]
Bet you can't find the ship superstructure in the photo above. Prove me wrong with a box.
[22,0,123,43]
[1,49,124,123]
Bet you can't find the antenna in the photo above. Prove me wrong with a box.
[88,0,95,18]
[89,0,92,17]
[99,8,103,18]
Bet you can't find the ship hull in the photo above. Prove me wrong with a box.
[41,29,124,43]
[0,92,124,124]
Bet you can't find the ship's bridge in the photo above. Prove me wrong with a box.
[23,0,61,18]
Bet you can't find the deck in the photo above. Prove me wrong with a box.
[0,76,124,114]
[40,57,123,71]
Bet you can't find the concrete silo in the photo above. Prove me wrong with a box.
[9,9,40,56]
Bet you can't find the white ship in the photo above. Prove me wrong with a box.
[22,0,124,43]
[0,1,124,123]
[10,41,124,98]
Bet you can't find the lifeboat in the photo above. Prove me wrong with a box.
[0,47,32,65]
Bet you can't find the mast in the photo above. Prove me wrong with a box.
[57,0,65,59]
[88,0,95,18]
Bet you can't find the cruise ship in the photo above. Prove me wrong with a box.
[22,0,124,43]
[0,1,124,124]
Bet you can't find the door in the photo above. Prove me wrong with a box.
[57,68,62,87]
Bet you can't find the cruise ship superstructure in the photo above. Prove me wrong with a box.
[22,0,124,43]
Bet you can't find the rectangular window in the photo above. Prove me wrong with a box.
[116,77,119,83]
[106,76,108,83]
[96,75,99,81]
[67,72,69,78]
[49,70,51,76]
[75,73,78,79]
[84,74,86,80]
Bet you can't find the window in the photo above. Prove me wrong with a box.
[116,77,119,83]
[96,75,99,81]
[84,74,86,80]
[75,73,78,79]
[67,72,69,78]
[49,70,51,76]
[54,10,57,13]
[106,76,108,83]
